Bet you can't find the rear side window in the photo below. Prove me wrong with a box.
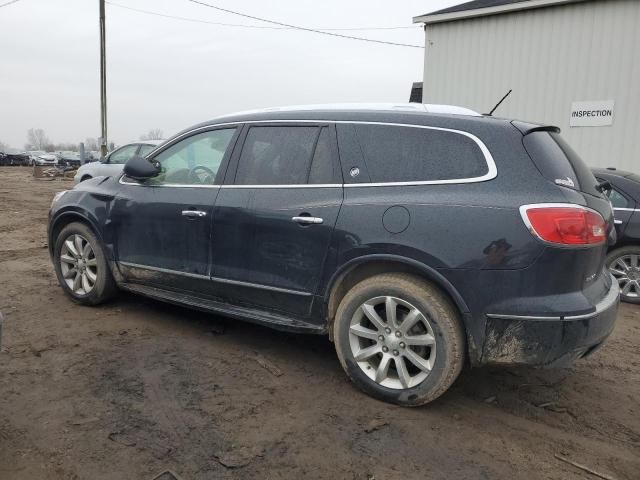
[352,124,489,183]
[607,188,629,208]
[523,131,600,196]
[235,126,337,185]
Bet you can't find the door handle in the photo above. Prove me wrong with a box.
[292,216,323,225]
[182,210,207,218]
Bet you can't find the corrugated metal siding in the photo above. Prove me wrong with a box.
[422,0,640,170]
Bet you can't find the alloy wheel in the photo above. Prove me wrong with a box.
[348,296,437,390]
[609,254,640,300]
[60,234,97,295]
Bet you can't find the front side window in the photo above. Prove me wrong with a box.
[353,124,489,183]
[109,145,138,165]
[148,128,236,185]
[234,126,320,185]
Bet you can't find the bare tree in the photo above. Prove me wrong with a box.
[27,128,50,150]
[140,128,163,141]
[0,140,7,153]
[85,138,98,151]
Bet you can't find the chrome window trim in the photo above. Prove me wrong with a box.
[119,177,221,188]
[118,261,312,297]
[118,119,497,188]
[220,184,342,189]
[339,121,496,187]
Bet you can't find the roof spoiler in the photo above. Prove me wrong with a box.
[511,120,561,136]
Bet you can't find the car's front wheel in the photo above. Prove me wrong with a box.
[333,273,465,406]
[607,246,640,304]
[53,222,117,305]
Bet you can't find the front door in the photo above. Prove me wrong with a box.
[110,127,240,295]
[211,123,343,319]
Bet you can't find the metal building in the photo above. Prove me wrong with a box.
[413,0,640,171]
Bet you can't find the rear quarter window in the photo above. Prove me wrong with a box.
[523,131,601,197]
[353,124,489,183]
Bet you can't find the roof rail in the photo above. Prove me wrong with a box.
[218,103,482,118]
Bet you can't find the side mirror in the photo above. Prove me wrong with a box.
[123,156,160,181]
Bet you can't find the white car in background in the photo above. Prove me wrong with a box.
[73,140,163,184]
[34,153,59,166]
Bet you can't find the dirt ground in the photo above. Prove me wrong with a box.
[0,166,638,480]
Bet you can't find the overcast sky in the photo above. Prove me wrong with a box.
[0,0,461,148]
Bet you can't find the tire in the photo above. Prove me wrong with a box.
[606,246,640,304]
[333,273,465,406]
[53,222,117,305]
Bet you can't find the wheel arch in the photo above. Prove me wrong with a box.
[48,210,105,261]
[323,255,470,339]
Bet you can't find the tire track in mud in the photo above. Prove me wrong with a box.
[0,246,48,263]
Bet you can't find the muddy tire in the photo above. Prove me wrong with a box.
[53,222,117,305]
[333,273,465,406]
[607,246,640,304]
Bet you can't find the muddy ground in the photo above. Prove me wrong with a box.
[0,166,638,479]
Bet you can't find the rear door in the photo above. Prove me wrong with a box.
[210,123,343,318]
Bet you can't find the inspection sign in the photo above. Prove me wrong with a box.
[570,100,614,127]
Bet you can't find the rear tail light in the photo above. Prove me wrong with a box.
[520,204,607,246]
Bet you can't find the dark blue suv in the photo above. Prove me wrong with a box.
[48,104,619,406]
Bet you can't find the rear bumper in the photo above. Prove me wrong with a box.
[481,277,619,367]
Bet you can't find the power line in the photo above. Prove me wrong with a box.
[106,1,418,32]
[186,0,424,49]
[0,0,21,9]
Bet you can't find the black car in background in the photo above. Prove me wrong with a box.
[593,168,640,304]
[0,149,30,166]
[48,104,619,406]
[57,151,81,167]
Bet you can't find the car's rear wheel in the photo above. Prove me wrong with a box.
[607,246,640,304]
[53,222,117,305]
[333,273,465,406]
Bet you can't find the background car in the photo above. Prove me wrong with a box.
[57,151,81,167]
[73,139,163,183]
[33,153,59,166]
[0,148,30,166]
[27,150,47,165]
[85,150,101,162]
[593,168,640,303]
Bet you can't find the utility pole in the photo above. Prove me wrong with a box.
[99,0,108,158]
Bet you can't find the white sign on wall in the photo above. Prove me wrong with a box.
[570,100,614,127]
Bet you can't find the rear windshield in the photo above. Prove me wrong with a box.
[523,131,601,197]
[353,124,489,183]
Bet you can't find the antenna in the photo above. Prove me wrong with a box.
[486,89,512,116]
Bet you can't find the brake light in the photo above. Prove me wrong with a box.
[520,204,606,245]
